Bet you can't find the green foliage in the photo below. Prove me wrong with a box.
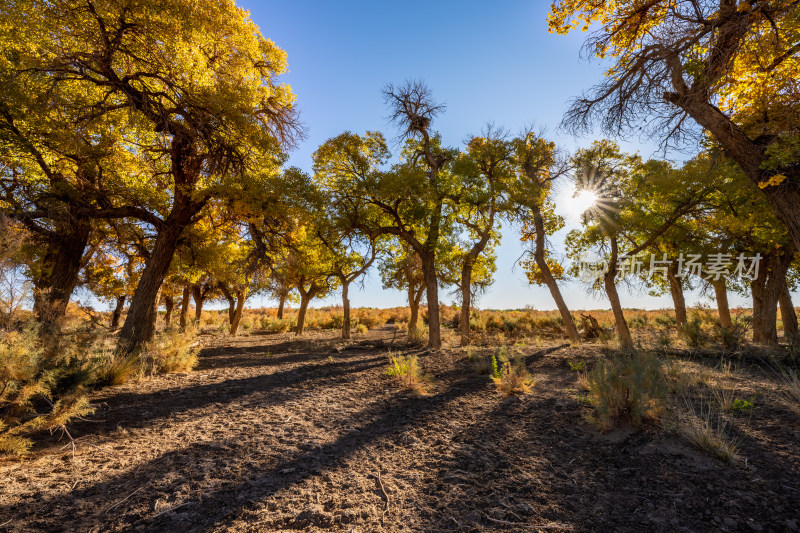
[568,360,585,372]
[584,351,666,430]
[490,355,501,379]
[385,353,429,395]
[491,354,535,397]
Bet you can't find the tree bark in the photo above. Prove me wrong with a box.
[667,93,800,254]
[420,253,442,349]
[667,262,687,327]
[32,219,91,331]
[712,279,733,329]
[192,285,205,323]
[229,289,247,335]
[751,250,792,345]
[163,295,174,327]
[179,285,191,331]
[531,206,580,343]
[118,213,192,351]
[460,262,473,346]
[605,237,634,351]
[779,283,798,341]
[277,293,286,319]
[341,281,351,340]
[408,284,422,334]
[110,295,126,331]
[295,291,313,336]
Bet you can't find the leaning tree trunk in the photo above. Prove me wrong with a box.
[420,253,442,350]
[277,293,286,319]
[229,289,247,335]
[779,283,798,341]
[295,290,313,336]
[532,207,580,344]
[605,238,634,351]
[32,219,91,332]
[179,285,191,331]
[667,262,687,327]
[163,296,174,327]
[341,280,351,340]
[669,94,800,255]
[110,295,126,331]
[118,202,198,351]
[711,279,732,329]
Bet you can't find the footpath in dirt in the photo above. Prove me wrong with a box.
[1,327,798,532]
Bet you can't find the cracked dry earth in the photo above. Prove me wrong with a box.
[1,327,799,532]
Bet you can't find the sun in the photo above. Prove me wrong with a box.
[569,189,598,215]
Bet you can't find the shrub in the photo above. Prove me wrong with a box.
[680,319,708,348]
[491,354,534,397]
[714,315,749,351]
[145,330,199,374]
[385,353,429,395]
[94,349,141,386]
[355,323,369,335]
[780,370,800,418]
[0,325,95,456]
[584,351,666,430]
[679,399,740,464]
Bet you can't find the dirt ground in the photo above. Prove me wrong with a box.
[1,327,799,532]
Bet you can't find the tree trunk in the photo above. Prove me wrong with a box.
[163,296,174,327]
[460,262,473,346]
[229,289,247,335]
[295,292,312,336]
[408,284,421,334]
[341,281,351,340]
[220,286,236,325]
[420,253,442,349]
[192,285,205,323]
[779,283,798,341]
[667,262,687,327]
[532,207,580,344]
[669,94,800,254]
[179,285,191,331]
[118,216,190,351]
[605,238,634,351]
[277,293,286,319]
[751,250,792,345]
[712,279,732,329]
[110,295,126,331]
[32,219,91,331]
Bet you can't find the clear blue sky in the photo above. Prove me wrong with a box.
[228,0,763,311]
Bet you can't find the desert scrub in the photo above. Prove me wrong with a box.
[355,323,369,335]
[680,318,709,348]
[385,353,429,395]
[780,370,800,418]
[94,348,141,386]
[584,351,666,430]
[679,399,740,464]
[145,330,200,374]
[491,354,534,397]
[0,325,94,455]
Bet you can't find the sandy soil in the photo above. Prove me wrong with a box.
[1,327,799,532]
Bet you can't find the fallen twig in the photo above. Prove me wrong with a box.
[483,513,573,530]
[103,485,146,514]
[374,470,390,514]
[150,502,189,520]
